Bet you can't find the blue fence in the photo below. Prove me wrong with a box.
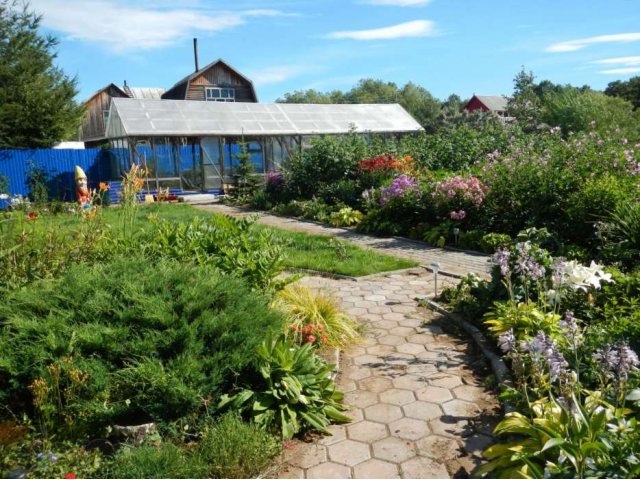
[0,148,115,208]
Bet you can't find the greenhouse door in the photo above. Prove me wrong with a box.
[201,138,223,191]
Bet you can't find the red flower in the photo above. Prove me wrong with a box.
[307,335,316,344]
[64,474,76,479]
[321,335,328,344]
[26,211,39,221]
[290,323,298,331]
[308,324,314,332]
[301,326,308,335]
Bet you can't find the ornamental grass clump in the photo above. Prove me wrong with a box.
[273,284,360,349]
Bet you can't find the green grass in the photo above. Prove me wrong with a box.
[117,204,416,276]
[3,203,416,276]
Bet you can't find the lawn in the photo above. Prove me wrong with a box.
[101,203,417,276]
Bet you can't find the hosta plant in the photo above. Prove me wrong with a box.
[218,334,350,439]
[477,393,640,479]
[328,207,364,227]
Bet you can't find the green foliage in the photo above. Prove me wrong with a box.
[0,257,284,434]
[218,334,350,439]
[598,200,640,269]
[0,213,106,293]
[195,413,281,479]
[507,68,543,131]
[103,414,281,479]
[328,207,363,227]
[478,395,640,479]
[0,1,84,147]
[25,163,49,206]
[484,302,562,340]
[231,140,261,200]
[480,232,512,253]
[143,214,286,291]
[542,88,640,136]
[103,442,202,479]
[605,76,640,110]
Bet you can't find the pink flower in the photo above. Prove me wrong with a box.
[450,210,466,220]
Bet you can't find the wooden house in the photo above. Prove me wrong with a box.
[79,83,130,147]
[463,95,510,116]
[161,59,258,103]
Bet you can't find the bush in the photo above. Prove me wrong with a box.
[480,232,512,253]
[0,257,284,434]
[142,215,286,291]
[328,207,363,227]
[195,413,281,478]
[103,442,202,479]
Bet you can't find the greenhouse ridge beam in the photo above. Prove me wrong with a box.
[105,98,424,139]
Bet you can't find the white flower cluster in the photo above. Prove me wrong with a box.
[560,260,613,291]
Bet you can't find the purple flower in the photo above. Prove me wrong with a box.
[380,175,418,205]
[266,171,284,188]
[527,331,571,382]
[491,248,511,276]
[514,242,545,280]
[498,329,516,353]
[594,342,639,380]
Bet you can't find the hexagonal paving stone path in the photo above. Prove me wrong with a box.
[194,205,499,478]
[275,270,499,479]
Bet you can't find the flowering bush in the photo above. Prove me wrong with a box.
[379,174,419,205]
[432,175,487,224]
[358,153,414,174]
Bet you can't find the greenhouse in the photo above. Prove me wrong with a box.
[104,98,423,193]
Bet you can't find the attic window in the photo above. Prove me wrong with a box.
[205,87,235,102]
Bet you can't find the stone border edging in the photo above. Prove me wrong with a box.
[420,298,515,413]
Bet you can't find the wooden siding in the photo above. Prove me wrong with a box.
[163,62,257,102]
[80,85,128,141]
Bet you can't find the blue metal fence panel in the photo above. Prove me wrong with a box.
[0,148,114,208]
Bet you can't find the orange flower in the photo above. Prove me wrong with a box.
[26,211,38,221]
[134,178,144,188]
[99,182,109,191]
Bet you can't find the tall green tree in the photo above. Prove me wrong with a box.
[605,76,640,110]
[0,1,83,148]
[507,67,543,131]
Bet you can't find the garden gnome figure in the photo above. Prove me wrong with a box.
[75,166,90,207]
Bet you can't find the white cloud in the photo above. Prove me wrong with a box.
[592,56,640,66]
[359,0,431,6]
[599,67,640,75]
[251,65,321,85]
[546,32,640,52]
[326,20,435,41]
[30,0,295,52]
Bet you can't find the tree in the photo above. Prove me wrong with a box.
[542,87,639,136]
[0,1,83,148]
[277,78,444,130]
[507,68,543,131]
[605,77,640,110]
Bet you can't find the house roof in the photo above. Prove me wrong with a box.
[106,98,423,138]
[471,95,510,112]
[162,58,258,101]
[83,83,128,104]
[123,86,165,100]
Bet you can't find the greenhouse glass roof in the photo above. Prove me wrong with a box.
[106,98,423,138]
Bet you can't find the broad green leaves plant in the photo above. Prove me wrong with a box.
[218,334,350,439]
[328,207,364,227]
[477,393,640,479]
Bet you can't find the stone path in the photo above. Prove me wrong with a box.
[193,203,499,478]
[276,270,500,479]
[195,204,491,279]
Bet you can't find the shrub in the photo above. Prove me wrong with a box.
[103,442,203,479]
[274,284,360,349]
[142,215,286,291]
[0,257,284,434]
[317,180,360,208]
[599,200,640,269]
[219,334,350,439]
[480,232,512,253]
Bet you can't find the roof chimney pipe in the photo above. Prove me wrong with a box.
[193,38,199,72]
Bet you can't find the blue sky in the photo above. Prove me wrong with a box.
[31,0,640,102]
